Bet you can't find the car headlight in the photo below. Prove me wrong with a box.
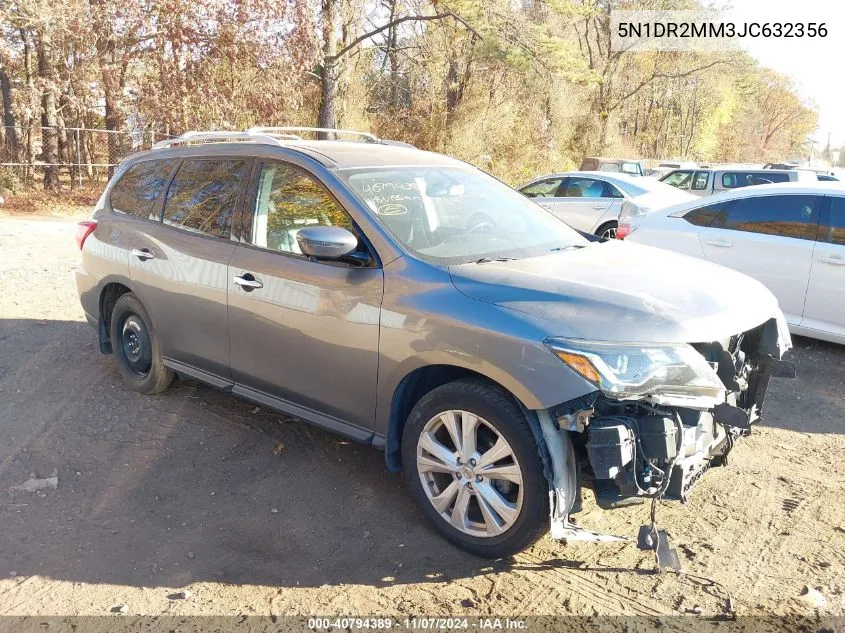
[545,338,725,402]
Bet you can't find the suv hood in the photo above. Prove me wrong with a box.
[449,240,789,345]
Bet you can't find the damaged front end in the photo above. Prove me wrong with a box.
[538,315,793,541]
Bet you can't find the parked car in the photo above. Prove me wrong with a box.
[579,156,644,176]
[518,171,695,239]
[623,182,845,344]
[660,167,815,196]
[75,128,792,558]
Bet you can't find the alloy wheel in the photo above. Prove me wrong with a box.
[600,225,617,240]
[416,410,524,538]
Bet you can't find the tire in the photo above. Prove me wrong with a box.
[595,221,617,240]
[109,293,173,395]
[401,379,548,558]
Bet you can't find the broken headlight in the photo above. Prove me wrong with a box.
[545,338,726,403]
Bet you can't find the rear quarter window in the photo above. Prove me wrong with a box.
[683,202,729,227]
[109,159,177,219]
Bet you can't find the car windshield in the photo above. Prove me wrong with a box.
[337,165,587,265]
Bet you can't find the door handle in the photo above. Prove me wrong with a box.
[704,240,733,248]
[131,248,155,260]
[592,205,606,210]
[819,255,845,266]
[233,273,263,289]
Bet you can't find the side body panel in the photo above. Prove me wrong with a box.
[801,196,845,338]
[127,222,234,376]
[373,257,597,438]
[76,208,134,322]
[227,246,383,431]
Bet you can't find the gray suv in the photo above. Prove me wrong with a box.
[76,128,792,558]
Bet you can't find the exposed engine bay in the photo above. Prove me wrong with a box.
[539,317,794,541]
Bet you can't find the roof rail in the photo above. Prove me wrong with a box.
[151,130,288,149]
[247,126,380,143]
[151,126,402,150]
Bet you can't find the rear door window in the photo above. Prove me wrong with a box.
[599,162,621,172]
[110,159,176,219]
[520,177,564,198]
[820,196,845,245]
[718,195,820,240]
[162,159,249,239]
[605,182,625,198]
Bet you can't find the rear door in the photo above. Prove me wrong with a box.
[546,176,615,233]
[801,196,845,336]
[127,157,251,378]
[697,194,821,325]
[227,158,383,435]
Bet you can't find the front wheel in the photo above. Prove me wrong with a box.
[401,380,548,558]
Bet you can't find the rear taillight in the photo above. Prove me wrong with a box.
[76,221,97,250]
[616,223,632,240]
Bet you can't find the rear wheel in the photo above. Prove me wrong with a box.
[109,293,173,395]
[595,221,617,240]
[401,379,548,558]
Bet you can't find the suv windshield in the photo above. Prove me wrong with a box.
[338,165,587,265]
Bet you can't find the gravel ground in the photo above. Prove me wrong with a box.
[0,214,843,630]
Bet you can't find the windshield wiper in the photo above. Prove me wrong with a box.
[474,256,517,264]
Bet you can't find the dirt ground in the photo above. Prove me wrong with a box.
[0,214,843,629]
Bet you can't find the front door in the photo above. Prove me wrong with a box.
[227,159,383,436]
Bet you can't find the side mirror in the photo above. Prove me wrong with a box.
[295,226,358,260]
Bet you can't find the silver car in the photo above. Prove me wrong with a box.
[75,128,792,558]
[519,171,694,239]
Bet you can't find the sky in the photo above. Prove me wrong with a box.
[718,0,843,150]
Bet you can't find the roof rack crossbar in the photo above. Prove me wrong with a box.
[247,126,380,143]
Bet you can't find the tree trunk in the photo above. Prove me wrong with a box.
[317,0,341,136]
[383,0,400,111]
[0,65,17,159]
[37,29,60,192]
[19,29,36,185]
[91,0,127,176]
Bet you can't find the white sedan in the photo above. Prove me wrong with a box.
[624,183,845,344]
[519,171,694,239]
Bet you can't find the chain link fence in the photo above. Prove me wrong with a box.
[0,125,165,192]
